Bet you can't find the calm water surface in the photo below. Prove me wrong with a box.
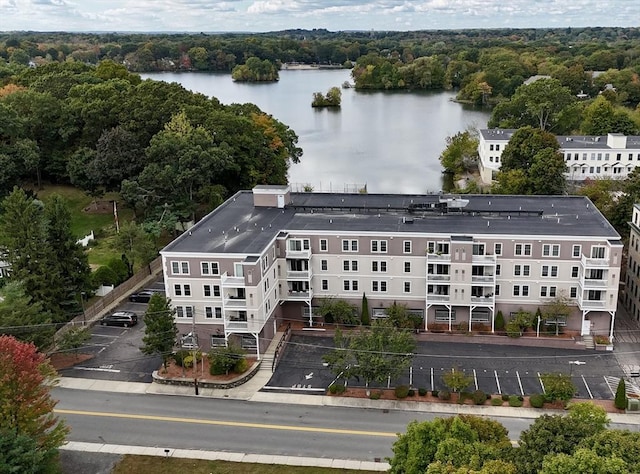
[142,70,490,193]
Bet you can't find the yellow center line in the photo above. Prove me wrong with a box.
[55,409,398,438]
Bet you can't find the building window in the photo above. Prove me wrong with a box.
[201,262,219,275]
[343,260,358,271]
[176,306,194,318]
[176,306,184,318]
[320,239,328,252]
[322,279,328,291]
[514,244,531,256]
[571,266,579,278]
[472,243,485,255]
[404,261,411,273]
[591,246,606,259]
[372,261,387,272]
[494,243,502,255]
[344,280,359,291]
[542,265,559,277]
[171,261,190,274]
[404,282,411,293]
[184,284,191,296]
[572,245,581,258]
[495,284,500,296]
[321,260,328,271]
[514,265,530,276]
[204,285,212,297]
[213,285,220,297]
[542,244,560,257]
[174,284,181,296]
[540,286,547,297]
[403,241,412,253]
[570,287,577,298]
[372,281,387,292]
[371,240,388,253]
[549,286,557,297]
[205,307,213,319]
[342,239,358,252]
[513,285,529,297]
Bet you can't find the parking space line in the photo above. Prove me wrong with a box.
[473,369,478,391]
[516,371,524,396]
[581,375,593,399]
[430,367,434,391]
[538,372,545,394]
[92,334,120,338]
[604,376,616,397]
[494,370,501,394]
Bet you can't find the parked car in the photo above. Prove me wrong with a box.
[100,311,138,327]
[129,288,164,303]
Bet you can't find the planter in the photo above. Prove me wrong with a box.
[595,343,614,351]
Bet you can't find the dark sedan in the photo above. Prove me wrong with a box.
[129,289,164,303]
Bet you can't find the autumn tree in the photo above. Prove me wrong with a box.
[439,129,479,175]
[141,294,177,370]
[0,335,68,472]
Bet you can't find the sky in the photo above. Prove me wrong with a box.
[0,0,637,33]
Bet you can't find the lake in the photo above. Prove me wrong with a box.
[141,70,490,194]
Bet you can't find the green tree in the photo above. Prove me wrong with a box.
[360,293,370,326]
[141,294,177,370]
[541,373,576,403]
[489,78,579,133]
[317,298,359,325]
[581,95,639,135]
[439,129,479,175]
[385,302,423,329]
[208,344,245,375]
[614,378,627,410]
[541,293,572,336]
[57,327,91,359]
[0,429,48,474]
[388,415,511,474]
[442,367,474,394]
[114,221,157,275]
[0,281,53,349]
[323,320,415,392]
[540,448,628,474]
[0,335,68,471]
[231,57,279,82]
[580,430,640,468]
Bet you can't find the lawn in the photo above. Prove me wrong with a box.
[29,184,135,268]
[112,456,380,474]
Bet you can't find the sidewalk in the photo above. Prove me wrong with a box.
[61,441,389,472]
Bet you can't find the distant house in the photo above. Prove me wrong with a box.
[523,75,551,85]
[478,128,640,184]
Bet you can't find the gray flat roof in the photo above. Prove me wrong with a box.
[162,192,620,255]
[480,129,640,150]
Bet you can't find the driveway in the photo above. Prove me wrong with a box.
[266,334,622,400]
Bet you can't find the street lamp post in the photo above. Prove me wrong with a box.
[80,292,86,326]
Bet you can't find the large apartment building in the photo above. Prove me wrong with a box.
[624,204,640,322]
[478,129,640,184]
[160,186,622,356]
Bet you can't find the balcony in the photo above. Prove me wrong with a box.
[286,248,311,259]
[426,253,451,262]
[224,319,265,333]
[286,269,312,280]
[581,255,609,268]
[221,273,245,287]
[579,278,608,289]
[224,297,247,308]
[578,298,608,310]
[427,294,450,303]
[471,295,495,304]
[471,275,495,283]
[472,255,497,264]
[287,290,313,300]
[427,274,451,281]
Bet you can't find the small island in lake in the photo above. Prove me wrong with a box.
[312,86,342,108]
[232,57,279,82]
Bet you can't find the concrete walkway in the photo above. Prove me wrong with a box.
[61,441,389,471]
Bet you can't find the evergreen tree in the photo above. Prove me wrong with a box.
[141,294,177,369]
[614,378,627,410]
[360,293,370,326]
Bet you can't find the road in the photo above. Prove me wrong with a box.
[53,388,639,463]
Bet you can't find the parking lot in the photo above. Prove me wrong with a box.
[58,281,164,383]
[265,335,623,400]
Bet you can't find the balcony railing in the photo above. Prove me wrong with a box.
[427,294,450,302]
[224,297,247,308]
[471,275,495,283]
[286,270,312,279]
[286,248,311,259]
[471,295,495,304]
[426,253,451,262]
[578,298,608,309]
[579,278,608,288]
[472,255,497,264]
[581,255,609,268]
[427,274,451,281]
[221,273,245,287]
[287,290,312,300]
[224,319,265,332]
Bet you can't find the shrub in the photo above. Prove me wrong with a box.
[502,393,510,401]
[491,397,504,406]
[408,389,415,397]
[208,344,245,376]
[438,390,451,400]
[509,395,523,407]
[369,391,381,400]
[506,320,522,338]
[395,385,410,399]
[329,383,345,394]
[614,379,627,410]
[472,390,487,405]
[432,390,439,398]
[418,387,428,396]
[234,358,248,374]
[495,310,505,330]
[530,393,545,408]
[173,350,191,367]
[329,384,338,394]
